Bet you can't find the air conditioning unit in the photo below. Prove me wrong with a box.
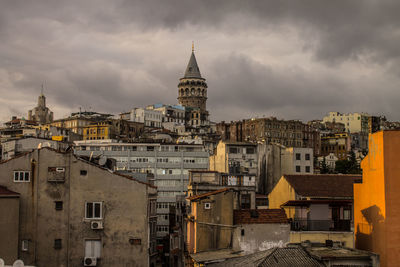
[84,257,97,266]
[91,221,103,230]
[56,167,65,173]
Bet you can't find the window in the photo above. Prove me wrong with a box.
[85,202,102,219]
[343,208,351,220]
[204,203,211,209]
[229,147,238,154]
[80,170,87,176]
[241,194,251,209]
[22,240,29,251]
[85,240,101,258]
[54,239,62,249]
[246,147,255,154]
[305,153,310,160]
[295,153,301,160]
[295,166,301,173]
[305,166,310,173]
[14,171,30,182]
[241,229,245,236]
[55,201,63,210]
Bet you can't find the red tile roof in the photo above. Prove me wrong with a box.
[234,209,288,224]
[281,199,352,207]
[284,174,361,198]
[187,188,232,201]
[0,185,20,197]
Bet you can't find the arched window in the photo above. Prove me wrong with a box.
[191,88,195,95]
[185,88,189,96]
[197,88,201,95]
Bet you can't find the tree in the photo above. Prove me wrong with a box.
[320,157,330,174]
[334,151,361,174]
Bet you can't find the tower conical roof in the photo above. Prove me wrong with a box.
[184,52,202,79]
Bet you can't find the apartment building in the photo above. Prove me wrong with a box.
[0,148,157,267]
[120,107,162,128]
[322,112,370,134]
[73,140,209,240]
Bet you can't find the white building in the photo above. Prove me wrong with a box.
[322,112,369,133]
[120,108,162,128]
[148,104,186,124]
[73,139,209,239]
[318,152,338,171]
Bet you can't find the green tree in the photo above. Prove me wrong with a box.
[320,157,330,174]
[334,151,361,174]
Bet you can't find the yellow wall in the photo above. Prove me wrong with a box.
[268,176,296,218]
[354,131,387,264]
[290,232,354,248]
[209,141,227,173]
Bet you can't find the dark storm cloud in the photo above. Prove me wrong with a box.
[0,0,400,122]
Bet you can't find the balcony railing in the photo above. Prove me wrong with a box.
[290,219,351,232]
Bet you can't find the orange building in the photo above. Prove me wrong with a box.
[354,130,400,266]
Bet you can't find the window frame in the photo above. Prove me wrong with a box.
[85,202,103,220]
[13,171,30,182]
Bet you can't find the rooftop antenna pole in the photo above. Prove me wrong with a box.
[192,41,194,52]
[41,82,44,95]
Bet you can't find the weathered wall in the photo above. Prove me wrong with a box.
[383,131,400,266]
[232,223,289,254]
[0,197,19,264]
[0,149,152,267]
[290,232,354,248]
[194,191,234,253]
[209,142,227,173]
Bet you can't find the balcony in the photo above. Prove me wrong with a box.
[290,219,351,232]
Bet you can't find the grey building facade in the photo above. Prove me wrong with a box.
[0,148,156,267]
[74,140,209,239]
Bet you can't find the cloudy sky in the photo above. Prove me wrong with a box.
[1,0,400,123]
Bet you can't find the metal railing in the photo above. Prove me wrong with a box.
[290,219,351,232]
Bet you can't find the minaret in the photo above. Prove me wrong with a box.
[177,44,209,127]
[177,44,208,111]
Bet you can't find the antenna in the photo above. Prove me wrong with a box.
[41,83,44,95]
[192,41,194,52]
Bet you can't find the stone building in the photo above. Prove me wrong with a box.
[27,91,53,124]
[82,119,144,141]
[0,148,157,267]
[177,46,209,128]
[217,117,320,156]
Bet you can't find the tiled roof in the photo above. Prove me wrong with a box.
[258,247,323,267]
[208,250,273,267]
[234,209,288,224]
[284,174,361,198]
[0,185,20,197]
[187,188,232,201]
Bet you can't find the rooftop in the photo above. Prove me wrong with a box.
[234,209,288,224]
[0,185,20,197]
[283,174,361,198]
[190,248,243,264]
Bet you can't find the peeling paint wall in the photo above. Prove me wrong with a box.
[232,223,290,254]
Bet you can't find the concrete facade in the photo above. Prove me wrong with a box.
[187,189,235,254]
[0,187,20,264]
[0,148,156,267]
[74,140,209,239]
[120,108,162,128]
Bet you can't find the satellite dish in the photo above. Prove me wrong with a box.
[99,155,107,166]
